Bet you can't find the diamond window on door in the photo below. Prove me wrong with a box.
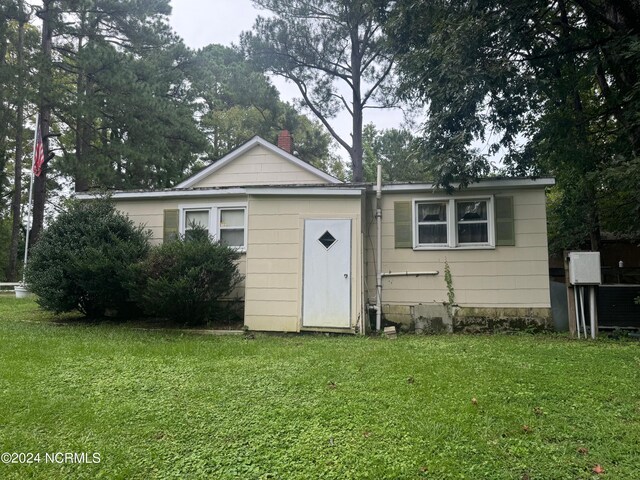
[318,230,337,249]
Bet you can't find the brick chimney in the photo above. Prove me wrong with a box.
[277,130,293,153]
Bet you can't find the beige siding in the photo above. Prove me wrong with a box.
[366,188,551,309]
[115,196,247,245]
[113,196,247,295]
[192,145,329,187]
[244,195,363,332]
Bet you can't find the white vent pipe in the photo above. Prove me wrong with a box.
[375,163,382,331]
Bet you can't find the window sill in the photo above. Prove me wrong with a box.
[413,245,495,251]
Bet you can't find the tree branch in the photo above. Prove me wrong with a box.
[289,75,352,155]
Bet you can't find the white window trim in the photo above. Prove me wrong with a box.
[412,196,495,250]
[414,200,450,248]
[179,203,248,252]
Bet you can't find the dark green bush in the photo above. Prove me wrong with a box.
[25,199,150,317]
[132,227,243,324]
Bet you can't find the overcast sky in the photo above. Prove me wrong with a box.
[169,0,257,50]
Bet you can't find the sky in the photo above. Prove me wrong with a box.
[168,0,406,161]
[169,0,256,50]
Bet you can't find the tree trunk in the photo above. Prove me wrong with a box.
[350,19,364,182]
[31,0,54,246]
[0,8,9,198]
[74,14,91,192]
[6,0,26,281]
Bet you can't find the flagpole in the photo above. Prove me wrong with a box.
[22,114,39,285]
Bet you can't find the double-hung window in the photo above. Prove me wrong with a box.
[413,197,493,249]
[456,200,489,245]
[184,210,210,240]
[218,208,245,247]
[180,205,247,250]
[416,202,448,246]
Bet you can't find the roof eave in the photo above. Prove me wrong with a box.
[380,178,555,192]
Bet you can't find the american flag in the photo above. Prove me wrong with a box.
[33,120,45,177]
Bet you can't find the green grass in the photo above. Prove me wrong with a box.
[0,297,639,479]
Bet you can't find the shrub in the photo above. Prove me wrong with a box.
[25,199,150,317]
[132,227,243,324]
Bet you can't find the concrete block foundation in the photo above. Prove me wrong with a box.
[382,304,553,334]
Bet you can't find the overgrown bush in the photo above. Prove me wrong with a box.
[26,199,150,317]
[132,227,243,325]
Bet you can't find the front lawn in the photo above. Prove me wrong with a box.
[0,297,638,479]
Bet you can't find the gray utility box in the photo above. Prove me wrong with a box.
[568,252,602,285]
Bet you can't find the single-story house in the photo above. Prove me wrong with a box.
[78,132,555,333]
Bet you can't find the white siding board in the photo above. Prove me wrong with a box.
[249,244,299,259]
[249,258,299,274]
[248,288,299,302]
[250,214,299,230]
[245,273,298,289]
[245,301,299,317]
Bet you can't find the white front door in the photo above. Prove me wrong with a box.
[302,219,351,328]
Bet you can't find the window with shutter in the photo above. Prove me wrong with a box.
[411,197,496,249]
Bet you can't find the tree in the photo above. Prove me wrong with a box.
[25,198,150,317]
[362,123,424,182]
[242,0,397,181]
[27,0,207,244]
[5,0,33,281]
[187,44,337,174]
[387,0,640,251]
[1,1,40,280]
[48,0,206,191]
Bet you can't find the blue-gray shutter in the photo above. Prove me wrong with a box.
[394,201,412,248]
[495,196,515,246]
[163,209,179,243]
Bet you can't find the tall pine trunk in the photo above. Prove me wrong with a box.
[350,17,364,182]
[6,0,26,281]
[74,13,91,192]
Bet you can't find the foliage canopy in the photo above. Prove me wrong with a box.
[387,0,640,250]
[132,226,244,325]
[25,199,150,317]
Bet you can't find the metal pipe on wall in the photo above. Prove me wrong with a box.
[574,287,581,338]
[375,163,382,331]
[589,285,597,339]
[381,271,439,277]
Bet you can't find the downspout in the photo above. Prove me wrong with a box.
[375,163,383,331]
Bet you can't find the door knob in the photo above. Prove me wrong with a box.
[344,273,348,278]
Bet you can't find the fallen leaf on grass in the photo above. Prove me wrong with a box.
[592,465,605,474]
[407,376,415,384]
[471,397,478,405]
[362,431,372,438]
[533,406,544,416]
[577,447,589,455]
[327,381,337,389]
[522,425,532,433]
